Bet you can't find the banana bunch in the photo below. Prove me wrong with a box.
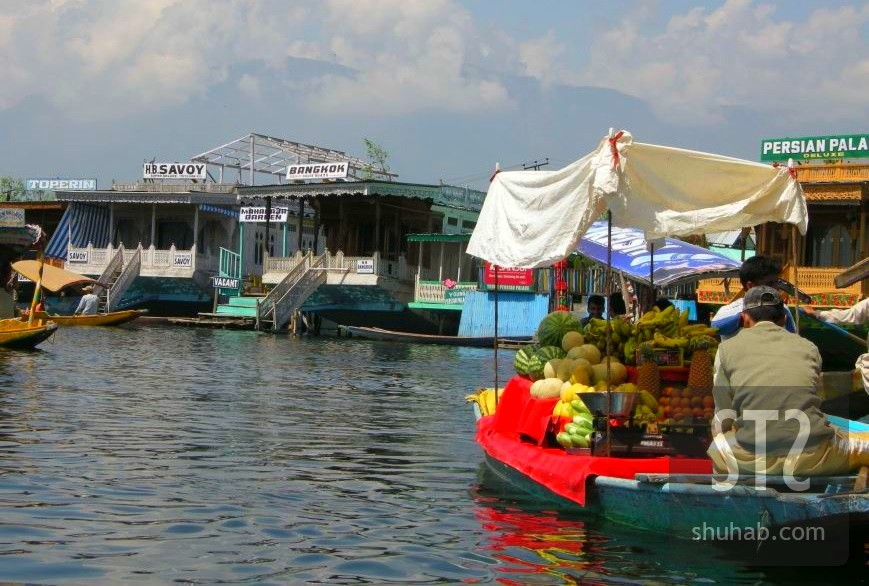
[465,388,504,416]
[624,305,721,363]
[584,317,632,356]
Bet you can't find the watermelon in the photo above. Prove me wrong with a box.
[536,345,566,363]
[536,311,582,347]
[526,354,545,380]
[513,346,537,375]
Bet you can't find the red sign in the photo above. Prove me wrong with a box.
[483,262,534,286]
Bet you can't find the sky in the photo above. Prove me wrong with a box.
[0,0,867,191]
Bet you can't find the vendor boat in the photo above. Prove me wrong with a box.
[471,378,869,551]
[0,318,58,349]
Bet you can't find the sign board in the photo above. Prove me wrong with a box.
[760,134,869,162]
[239,206,289,223]
[212,276,241,289]
[483,262,535,287]
[444,288,467,302]
[172,254,192,267]
[287,161,349,181]
[26,178,97,191]
[356,259,374,274]
[0,208,25,227]
[143,162,207,180]
[68,249,89,263]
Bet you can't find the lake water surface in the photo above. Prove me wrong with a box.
[0,325,863,583]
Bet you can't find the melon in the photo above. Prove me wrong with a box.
[537,311,582,347]
[526,354,545,380]
[530,377,564,399]
[543,359,562,380]
[555,359,575,382]
[561,331,585,352]
[573,344,602,365]
[570,363,592,386]
[590,358,628,385]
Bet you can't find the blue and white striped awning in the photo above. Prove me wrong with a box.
[44,202,111,259]
[199,204,238,217]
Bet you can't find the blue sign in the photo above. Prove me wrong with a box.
[577,222,741,287]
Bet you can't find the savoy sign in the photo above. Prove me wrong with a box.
[143,162,207,180]
[287,161,349,181]
[760,133,869,162]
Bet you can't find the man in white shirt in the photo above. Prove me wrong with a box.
[74,285,100,315]
[807,298,868,396]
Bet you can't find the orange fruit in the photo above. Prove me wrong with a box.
[681,388,693,398]
[692,407,704,418]
[690,396,703,408]
[659,397,670,406]
[702,396,714,409]
[680,397,692,409]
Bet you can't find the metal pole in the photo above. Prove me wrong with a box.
[249,134,255,186]
[494,264,500,407]
[264,196,272,264]
[605,210,613,457]
[297,198,305,251]
[150,204,156,247]
[649,243,654,309]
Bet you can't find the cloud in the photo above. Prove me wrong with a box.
[569,0,869,125]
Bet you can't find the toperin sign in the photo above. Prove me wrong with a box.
[143,162,207,180]
[286,161,349,181]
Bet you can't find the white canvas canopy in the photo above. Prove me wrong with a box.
[466,131,807,269]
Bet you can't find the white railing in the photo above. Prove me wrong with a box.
[67,243,208,277]
[263,250,430,282]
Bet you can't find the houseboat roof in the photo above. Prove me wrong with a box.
[238,180,485,212]
[54,185,239,206]
[406,233,472,243]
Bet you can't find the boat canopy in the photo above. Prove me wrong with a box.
[467,130,807,268]
[576,221,741,287]
[12,260,100,293]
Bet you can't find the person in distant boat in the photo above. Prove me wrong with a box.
[710,256,796,339]
[581,295,604,327]
[74,285,100,315]
[708,286,869,476]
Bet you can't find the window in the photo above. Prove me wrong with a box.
[462,220,476,229]
[446,217,458,226]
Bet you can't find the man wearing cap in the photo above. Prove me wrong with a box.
[710,256,796,339]
[74,285,100,316]
[708,286,869,476]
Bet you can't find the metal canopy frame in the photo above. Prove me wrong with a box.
[190,133,396,184]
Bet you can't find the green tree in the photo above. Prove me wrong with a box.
[361,138,391,181]
[0,176,25,201]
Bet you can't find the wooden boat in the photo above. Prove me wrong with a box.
[472,382,869,549]
[0,318,58,349]
[341,325,531,347]
[29,309,147,327]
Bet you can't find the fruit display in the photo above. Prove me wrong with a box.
[554,395,595,449]
[657,384,715,425]
[465,388,504,416]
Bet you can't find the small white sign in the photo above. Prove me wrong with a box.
[68,249,89,263]
[172,254,193,267]
[356,259,374,274]
[143,162,207,180]
[26,178,97,191]
[212,276,241,289]
[287,161,349,181]
[239,206,289,223]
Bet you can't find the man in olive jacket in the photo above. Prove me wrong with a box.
[708,286,869,476]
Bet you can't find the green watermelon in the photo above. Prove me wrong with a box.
[526,354,545,381]
[513,346,537,375]
[536,345,566,362]
[536,311,582,347]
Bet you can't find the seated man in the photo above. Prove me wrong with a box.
[710,255,795,339]
[708,286,869,476]
[581,294,604,327]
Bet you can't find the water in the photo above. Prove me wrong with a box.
[0,325,863,584]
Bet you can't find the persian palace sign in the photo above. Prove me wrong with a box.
[760,134,869,162]
[143,162,207,180]
[286,162,348,181]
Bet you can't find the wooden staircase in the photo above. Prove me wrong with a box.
[257,252,327,331]
[94,245,141,312]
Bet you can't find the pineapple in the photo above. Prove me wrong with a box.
[687,339,714,394]
[636,343,661,398]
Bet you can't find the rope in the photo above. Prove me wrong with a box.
[608,131,625,169]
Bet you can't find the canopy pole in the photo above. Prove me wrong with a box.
[649,242,655,309]
[788,158,800,334]
[605,210,613,457]
[494,264,500,407]
[27,249,45,325]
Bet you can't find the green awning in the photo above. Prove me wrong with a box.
[406,233,472,243]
